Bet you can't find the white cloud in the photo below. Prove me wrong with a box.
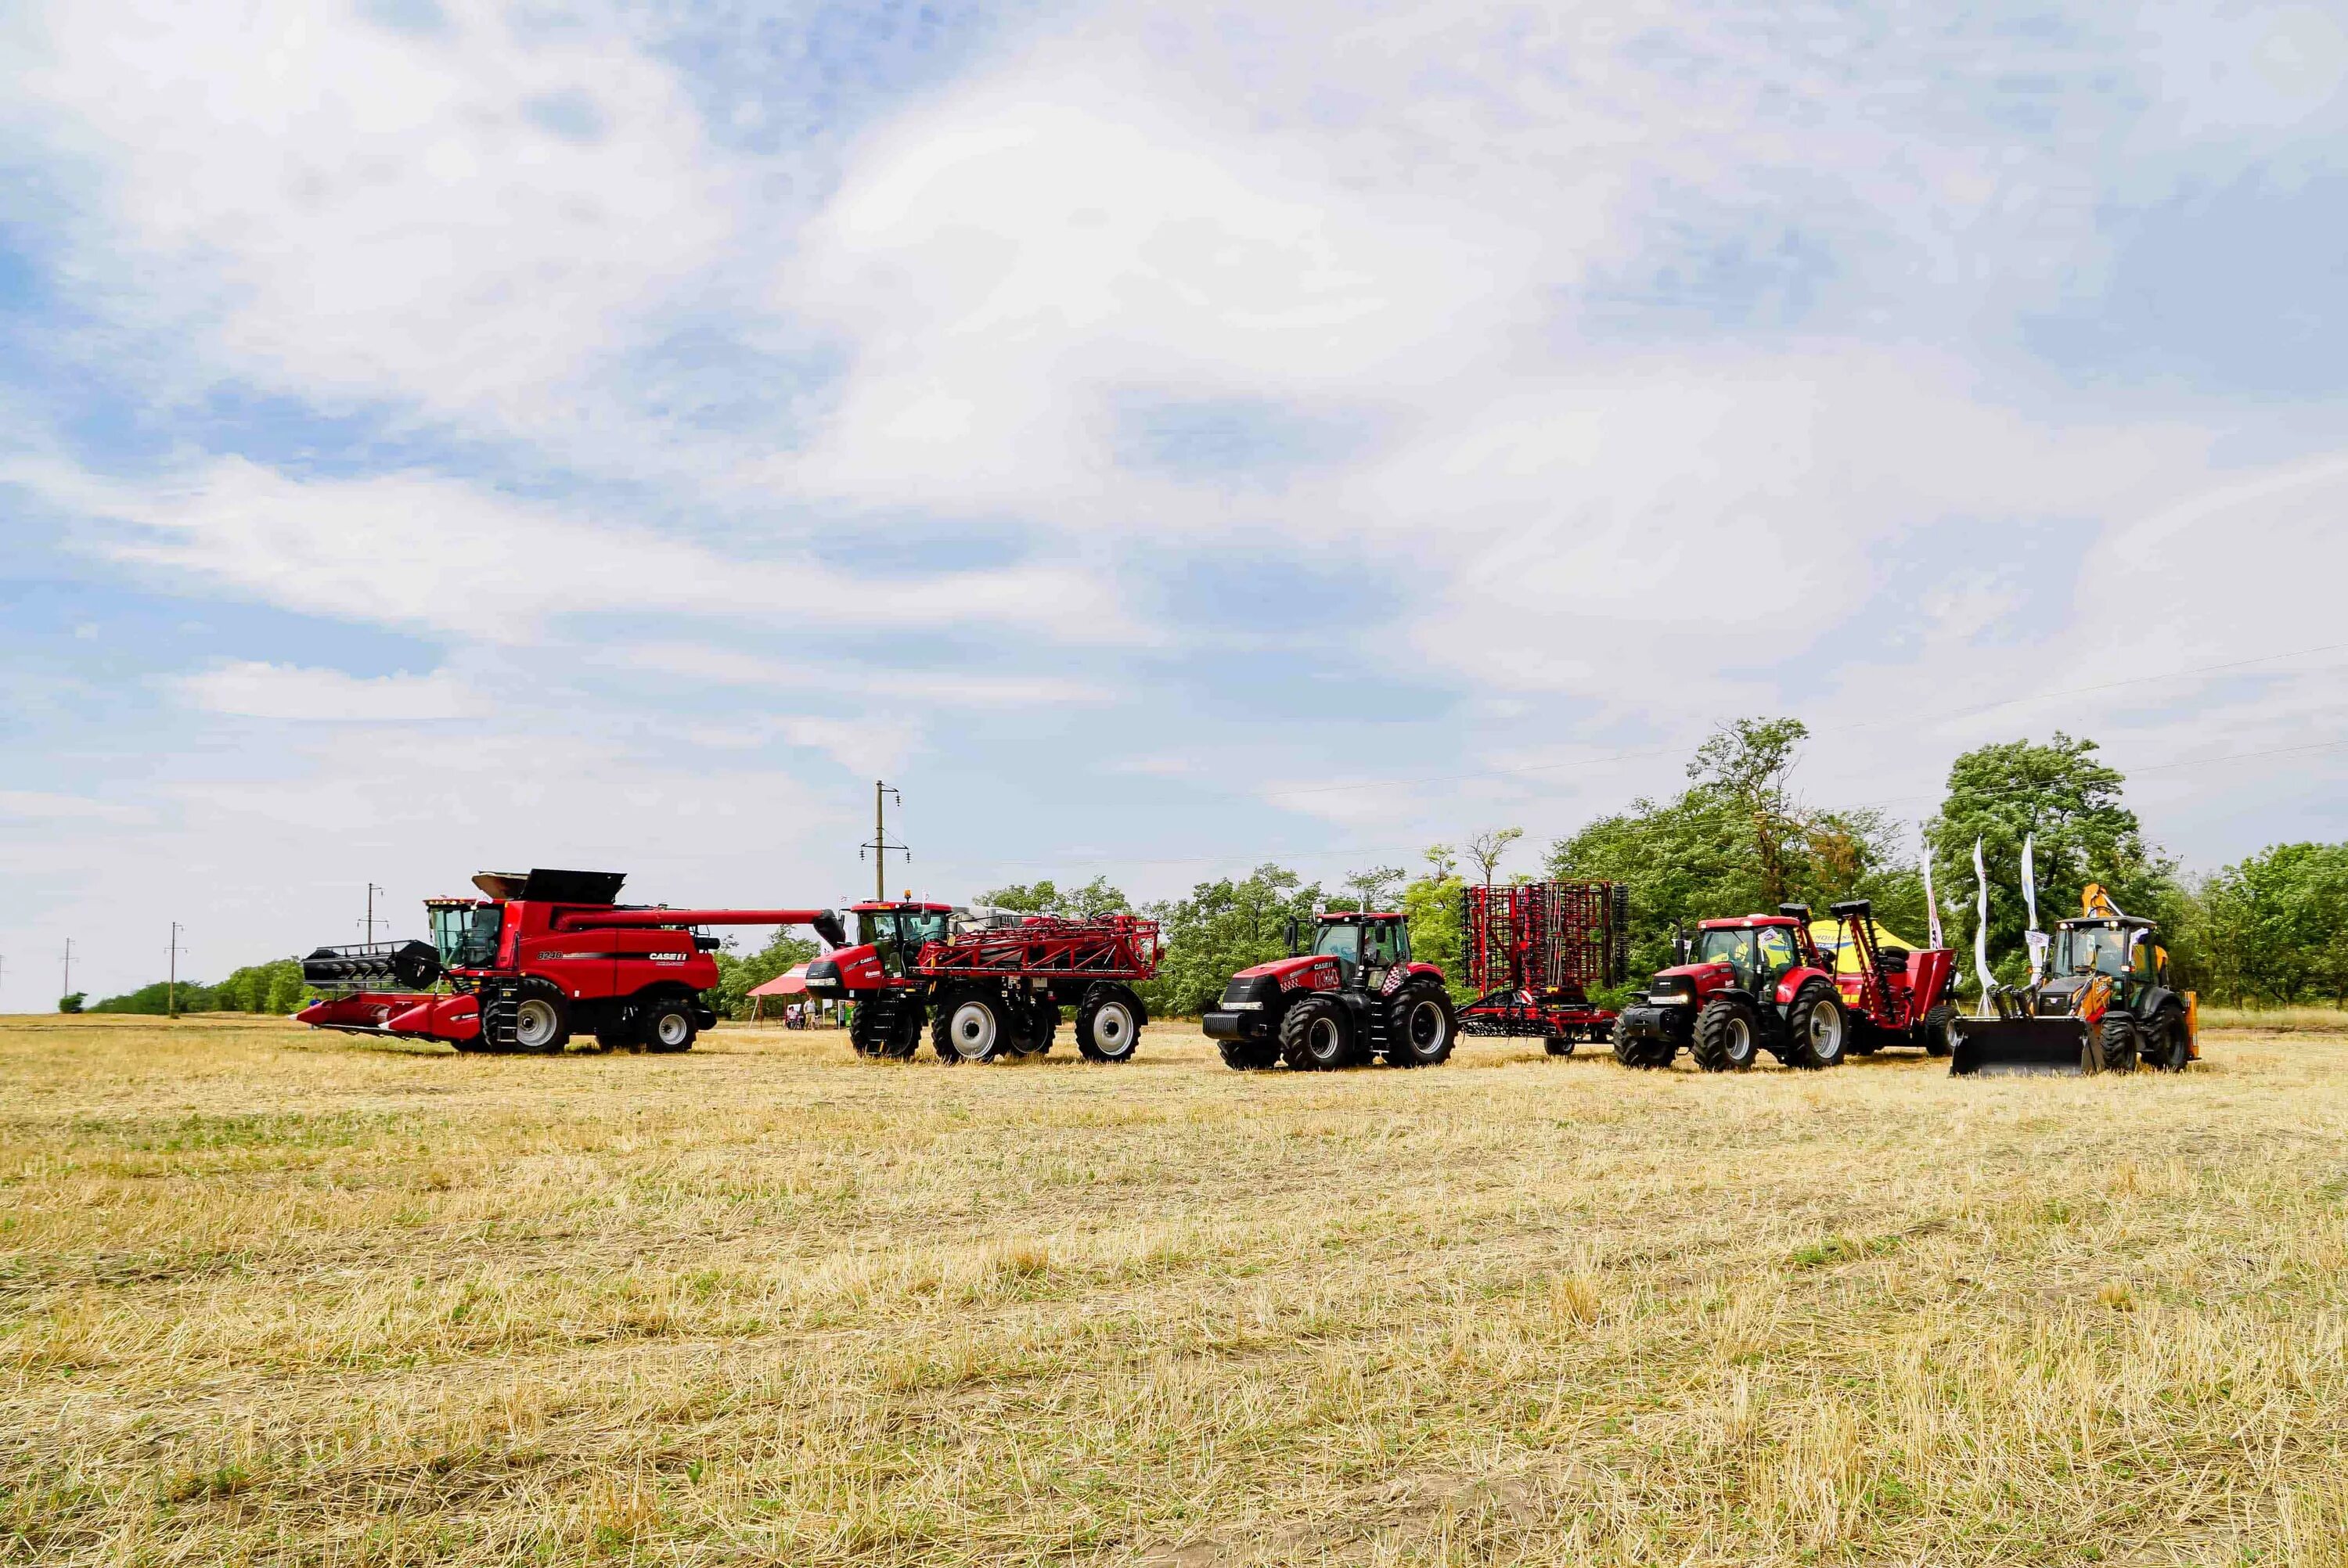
[0,791,154,825]
[12,454,1140,647]
[9,0,735,426]
[175,660,488,721]
[613,642,1115,707]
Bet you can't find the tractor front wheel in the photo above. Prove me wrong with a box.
[2095,1012,2141,1074]
[1219,1035,1280,1070]
[1075,988,1142,1063]
[1612,1020,1676,1070]
[1782,981,1849,1070]
[1280,995,1357,1070]
[1691,997,1762,1072]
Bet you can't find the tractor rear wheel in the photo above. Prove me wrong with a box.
[2095,1012,2141,1074]
[513,983,570,1054]
[1918,1003,1959,1058]
[1385,987,1457,1067]
[2140,1007,2190,1071]
[1280,994,1356,1070]
[1219,1035,1280,1070]
[1075,988,1141,1063]
[1782,981,1849,1070]
[640,995,697,1053]
[1691,997,1762,1072]
[935,991,1008,1064]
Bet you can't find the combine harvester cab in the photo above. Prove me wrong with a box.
[1204,909,1457,1070]
[803,902,1161,1064]
[297,869,843,1054]
[1612,906,1852,1071]
[1949,895,2198,1077]
[1456,880,1629,1056]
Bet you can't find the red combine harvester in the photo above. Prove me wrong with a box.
[1202,909,1457,1070]
[802,901,1161,1063]
[297,869,844,1054]
[1457,880,1629,1056]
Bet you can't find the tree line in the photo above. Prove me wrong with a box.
[73,722,2347,1015]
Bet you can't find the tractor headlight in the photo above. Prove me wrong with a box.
[1648,992,1691,1005]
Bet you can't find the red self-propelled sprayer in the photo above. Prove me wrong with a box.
[296,869,844,1054]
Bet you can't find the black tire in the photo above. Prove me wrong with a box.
[1279,994,1356,1070]
[1020,1001,1059,1056]
[1918,1003,1959,1059]
[1611,1020,1676,1070]
[2096,1011,2141,1074]
[1385,987,1457,1067]
[1781,980,1849,1070]
[2141,1006,2191,1072]
[1075,988,1142,1063]
[594,1012,639,1053]
[1219,1035,1281,1070]
[513,981,570,1054]
[1543,1032,1577,1058]
[1691,996,1762,1072]
[934,990,1009,1064]
[639,994,697,1054]
[848,1005,886,1059]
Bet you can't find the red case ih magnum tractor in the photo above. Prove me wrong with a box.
[802,901,1161,1064]
[297,869,844,1054]
[1457,880,1629,1056]
[1612,898,1954,1071]
[1203,909,1458,1070]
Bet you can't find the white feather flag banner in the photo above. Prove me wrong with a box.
[1972,837,1996,998]
[1921,833,1945,950]
[2022,833,2049,985]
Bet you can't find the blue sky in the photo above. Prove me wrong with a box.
[3,0,2345,1002]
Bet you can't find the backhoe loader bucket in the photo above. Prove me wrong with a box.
[1948,1016,2093,1076]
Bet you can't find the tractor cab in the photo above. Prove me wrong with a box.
[1290,911,1410,988]
[847,900,956,980]
[1677,916,1810,994]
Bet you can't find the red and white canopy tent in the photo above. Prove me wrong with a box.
[747,965,820,1023]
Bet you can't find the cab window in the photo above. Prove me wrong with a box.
[1754,926,1797,975]
[1313,922,1362,977]
[1363,922,1407,967]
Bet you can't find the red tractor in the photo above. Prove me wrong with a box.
[1202,909,1457,1070]
[802,901,1161,1064]
[1457,879,1628,1056]
[1610,904,1852,1071]
[297,869,844,1054]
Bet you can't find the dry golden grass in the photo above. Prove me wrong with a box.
[5,1012,2348,1565]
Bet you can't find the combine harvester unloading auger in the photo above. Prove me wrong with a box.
[298,869,844,1053]
[1948,880,2199,1077]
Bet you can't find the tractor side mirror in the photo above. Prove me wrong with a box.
[1673,930,1692,964]
[1284,916,1300,955]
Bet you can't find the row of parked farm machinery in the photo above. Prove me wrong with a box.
[299,869,2194,1075]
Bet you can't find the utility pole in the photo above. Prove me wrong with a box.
[167,923,185,1019]
[365,883,385,945]
[860,780,908,902]
[61,939,72,1004]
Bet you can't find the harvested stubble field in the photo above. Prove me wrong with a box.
[5,1016,2348,1566]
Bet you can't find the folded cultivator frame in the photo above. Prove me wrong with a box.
[1457,880,1630,1055]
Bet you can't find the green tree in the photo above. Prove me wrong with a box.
[1399,843,1470,1002]
[1340,865,1406,911]
[58,993,85,1014]
[1139,863,1323,1018]
[1464,827,1524,889]
[2196,842,2348,1005]
[711,930,821,1020]
[977,876,1132,919]
[1550,718,1919,980]
[1925,733,2174,981]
